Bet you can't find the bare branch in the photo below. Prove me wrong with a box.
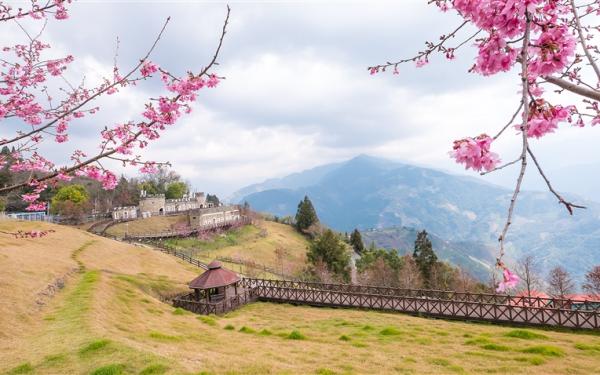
[570,0,600,82]
[527,146,586,215]
[493,100,524,140]
[544,75,600,101]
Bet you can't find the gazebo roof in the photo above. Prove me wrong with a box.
[189,261,240,290]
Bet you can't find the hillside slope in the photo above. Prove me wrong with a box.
[2,220,600,374]
[164,220,310,277]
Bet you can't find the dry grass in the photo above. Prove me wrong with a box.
[105,215,188,237]
[168,221,309,276]
[2,219,600,374]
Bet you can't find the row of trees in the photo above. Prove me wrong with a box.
[294,196,484,292]
[515,255,600,298]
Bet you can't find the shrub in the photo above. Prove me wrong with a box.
[197,316,217,326]
[482,343,510,351]
[521,345,564,357]
[79,339,110,355]
[8,363,33,374]
[172,308,186,315]
[339,335,351,341]
[504,330,547,340]
[239,326,256,334]
[139,364,169,375]
[379,327,402,336]
[90,364,125,375]
[259,329,272,336]
[223,324,235,330]
[287,330,306,340]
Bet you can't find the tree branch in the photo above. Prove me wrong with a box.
[527,146,586,215]
[498,15,531,263]
[544,75,600,101]
[570,0,600,82]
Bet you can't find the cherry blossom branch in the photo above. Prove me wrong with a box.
[570,0,600,82]
[527,146,586,215]
[544,75,600,101]
[0,1,61,22]
[0,17,172,148]
[480,157,521,175]
[497,15,531,263]
[0,6,231,197]
[493,100,524,140]
[367,20,468,72]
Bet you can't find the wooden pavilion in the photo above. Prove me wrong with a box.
[188,260,241,303]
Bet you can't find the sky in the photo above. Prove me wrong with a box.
[3,0,600,201]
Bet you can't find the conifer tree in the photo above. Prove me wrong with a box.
[413,230,437,287]
[294,195,319,232]
[307,229,350,282]
[349,228,365,254]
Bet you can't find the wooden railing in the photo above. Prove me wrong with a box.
[152,244,208,270]
[241,279,600,330]
[124,217,250,240]
[173,290,257,315]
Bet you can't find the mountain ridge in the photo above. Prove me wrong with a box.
[233,155,600,281]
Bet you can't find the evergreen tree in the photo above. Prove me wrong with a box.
[349,228,365,254]
[206,194,221,206]
[413,230,438,287]
[294,195,319,232]
[307,229,351,282]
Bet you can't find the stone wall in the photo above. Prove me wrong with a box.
[187,205,241,227]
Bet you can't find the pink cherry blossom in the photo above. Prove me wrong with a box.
[496,267,520,293]
[450,134,500,172]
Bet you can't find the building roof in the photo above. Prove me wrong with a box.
[189,261,240,290]
[515,290,550,299]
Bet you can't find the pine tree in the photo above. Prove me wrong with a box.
[413,230,437,287]
[349,228,365,254]
[307,229,350,282]
[294,195,319,232]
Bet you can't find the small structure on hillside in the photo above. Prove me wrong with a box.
[187,205,241,227]
[188,261,241,303]
[112,206,138,221]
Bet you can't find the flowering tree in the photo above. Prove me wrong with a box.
[370,0,598,291]
[0,1,229,211]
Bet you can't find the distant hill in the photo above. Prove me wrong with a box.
[233,155,600,281]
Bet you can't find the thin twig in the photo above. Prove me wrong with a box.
[570,0,600,82]
[493,101,524,140]
[527,146,586,214]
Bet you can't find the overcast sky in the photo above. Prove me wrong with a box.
[3,0,600,200]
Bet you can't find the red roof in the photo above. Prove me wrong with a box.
[566,294,600,302]
[515,290,550,299]
[189,261,240,290]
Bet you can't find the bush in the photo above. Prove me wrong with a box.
[286,330,306,340]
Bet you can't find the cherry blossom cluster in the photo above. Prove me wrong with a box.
[523,99,574,138]
[496,266,520,293]
[450,134,500,172]
[0,229,56,239]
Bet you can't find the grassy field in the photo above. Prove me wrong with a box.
[2,220,600,374]
[165,221,310,276]
[105,215,189,237]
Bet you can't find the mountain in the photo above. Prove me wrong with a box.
[233,155,600,281]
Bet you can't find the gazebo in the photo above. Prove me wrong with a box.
[189,261,241,303]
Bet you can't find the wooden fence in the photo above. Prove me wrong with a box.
[125,217,251,240]
[152,244,208,270]
[145,242,599,329]
[240,279,600,330]
[173,290,257,315]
